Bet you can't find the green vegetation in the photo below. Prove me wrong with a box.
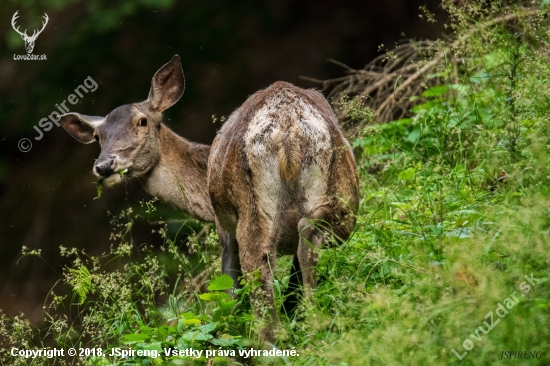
[1,1,550,365]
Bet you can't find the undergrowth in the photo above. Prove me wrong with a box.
[2,1,550,365]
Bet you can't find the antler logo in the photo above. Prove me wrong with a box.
[11,11,49,54]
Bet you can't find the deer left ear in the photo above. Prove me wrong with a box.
[148,55,185,113]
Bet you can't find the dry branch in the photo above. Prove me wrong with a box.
[303,6,541,123]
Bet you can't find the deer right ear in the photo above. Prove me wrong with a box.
[148,55,185,112]
[59,113,104,144]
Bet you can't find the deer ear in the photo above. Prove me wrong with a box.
[59,113,104,144]
[148,55,185,112]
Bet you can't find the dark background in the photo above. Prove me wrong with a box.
[0,0,445,323]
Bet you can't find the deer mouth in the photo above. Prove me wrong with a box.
[98,168,130,188]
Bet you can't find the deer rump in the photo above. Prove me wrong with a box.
[208,81,357,256]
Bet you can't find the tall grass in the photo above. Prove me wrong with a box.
[1,1,550,365]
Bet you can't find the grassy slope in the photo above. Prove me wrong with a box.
[290,4,550,364]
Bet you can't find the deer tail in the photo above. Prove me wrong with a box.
[273,111,301,183]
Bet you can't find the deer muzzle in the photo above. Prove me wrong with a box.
[94,156,117,178]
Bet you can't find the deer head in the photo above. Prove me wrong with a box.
[11,11,49,54]
[59,55,185,188]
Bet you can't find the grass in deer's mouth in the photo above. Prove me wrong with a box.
[94,179,104,199]
[118,168,128,177]
[94,169,129,199]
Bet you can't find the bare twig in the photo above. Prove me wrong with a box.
[193,223,213,241]
[304,6,541,124]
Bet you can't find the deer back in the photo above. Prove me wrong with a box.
[207,81,358,237]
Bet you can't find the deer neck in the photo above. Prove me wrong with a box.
[141,124,215,222]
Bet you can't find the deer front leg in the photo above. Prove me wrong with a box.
[236,216,278,343]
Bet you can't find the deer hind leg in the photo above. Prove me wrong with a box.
[284,202,355,314]
[297,207,331,298]
[217,223,241,290]
[235,214,278,342]
[281,254,303,317]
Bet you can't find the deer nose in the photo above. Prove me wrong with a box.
[94,156,116,178]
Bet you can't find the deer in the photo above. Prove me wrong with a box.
[11,11,49,54]
[59,55,359,341]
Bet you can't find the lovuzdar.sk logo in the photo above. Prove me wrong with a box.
[11,10,48,61]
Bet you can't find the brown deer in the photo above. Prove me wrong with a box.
[59,55,359,340]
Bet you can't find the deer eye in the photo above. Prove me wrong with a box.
[138,117,148,127]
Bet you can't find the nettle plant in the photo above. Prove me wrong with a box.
[116,275,248,364]
[43,201,259,365]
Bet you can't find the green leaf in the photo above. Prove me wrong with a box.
[143,342,163,352]
[207,274,234,291]
[199,322,218,333]
[448,83,468,94]
[179,312,201,325]
[212,334,240,347]
[183,318,201,325]
[405,128,421,143]
[199,292,230,301]
[422,85,448,97]
[156,324,169,341]
[123,333,150,341]
[411,102,430,112]
[180,330,213,342]
[176,319,184,333]
[219,299,237,313]
[398,168,415,181]
[140,326,154,335]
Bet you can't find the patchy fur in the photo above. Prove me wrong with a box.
[209,81,359,340]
